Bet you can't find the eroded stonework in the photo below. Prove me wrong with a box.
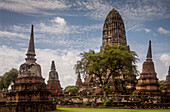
[75,73,83,86]
[47,61,62,93]
[81,8,137,95]
[5,25,55,112]
[133,41,160,95]
[162,66,170,94]
[162,66,170,103]
[101,8,127,51]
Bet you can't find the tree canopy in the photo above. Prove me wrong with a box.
[74,45,138,86]
[0,68,18,90]
[64,86,79,94]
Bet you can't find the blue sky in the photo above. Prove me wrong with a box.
[0,0,170,88]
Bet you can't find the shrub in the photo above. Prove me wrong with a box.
[83,101,91,106]
[103,98,114,107]
[64,86,79,94]
[91,102,97,106]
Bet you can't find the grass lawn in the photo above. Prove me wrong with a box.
[50,108,170,112]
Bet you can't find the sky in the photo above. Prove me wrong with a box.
[0,0,170,88]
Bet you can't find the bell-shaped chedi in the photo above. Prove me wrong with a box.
[133,40,160,95]
[7,25,55,112]
[47,61,62,93]
[162,66,170,94]
[75,73,83,86]
[18,25,41,78]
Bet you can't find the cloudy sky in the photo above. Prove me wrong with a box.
[0,0,170,88]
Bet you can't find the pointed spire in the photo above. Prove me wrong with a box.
[168,66,170,75]
[77,73,81,79]
[51,61,56,70]
[146,40,152,59]
[26,25,35,56]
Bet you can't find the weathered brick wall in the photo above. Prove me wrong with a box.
[0,102,56,112]
[54,95,168,108]
[0,91,7,102]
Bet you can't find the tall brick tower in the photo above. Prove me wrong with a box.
[83,8,137,95]
[101,8,127,51]
[134,40,160,95]
[101,8,136,94]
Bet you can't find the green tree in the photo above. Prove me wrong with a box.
[0,68,18,90]
[74,45,138,87]
[0,76,5,90]
[64,86,79,94]
[159,80,165,89]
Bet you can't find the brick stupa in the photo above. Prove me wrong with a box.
[133,40,160,95]
[75,73,83,86]
[6,25,55,112]
[162,66,170,94]
[47,61,62,93]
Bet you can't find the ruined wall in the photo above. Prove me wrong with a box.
[0,91,7,102]
[54,95,167,108]
[0,102,56,112]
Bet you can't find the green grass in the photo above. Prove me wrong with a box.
[50,108,170,112]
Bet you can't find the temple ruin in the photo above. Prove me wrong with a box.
[133,40,161,95]
[75,73,83,87]
[0,25,55,112]
[0,7,170,110]
[162,66,170,103]
[162,66,170,93]
[80,8,137,95]
[47,61,62,93]
[101,8,127,51]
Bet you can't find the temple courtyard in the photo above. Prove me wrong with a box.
[0,1,170,112]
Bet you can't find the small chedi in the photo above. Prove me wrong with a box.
[75,73,83,86]
[3,25,55,112]
[162,66,170,102]
[134,40,160,95]
[47,61,62,93]
[162,66,170,93]
[82,8,137,95]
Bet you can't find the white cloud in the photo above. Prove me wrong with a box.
[36,48,81,88]
[160,53,170,66]
[152,33,157,37]
[0,0,71,14]
[126,23,144,32]
[11,25,30,33]
[51,17,67,26]
[157,27,170,34]
[0,46,25,75]
[73,0,170,23]
[118,0,169,21]
[5,17,102,50]
[0,30,27,39]
[37,16,102,35]
[0,45,81,88]
[136,62,143,73]
[116,0,170,32]
[76,0,112,20]
[145,28,151,33]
